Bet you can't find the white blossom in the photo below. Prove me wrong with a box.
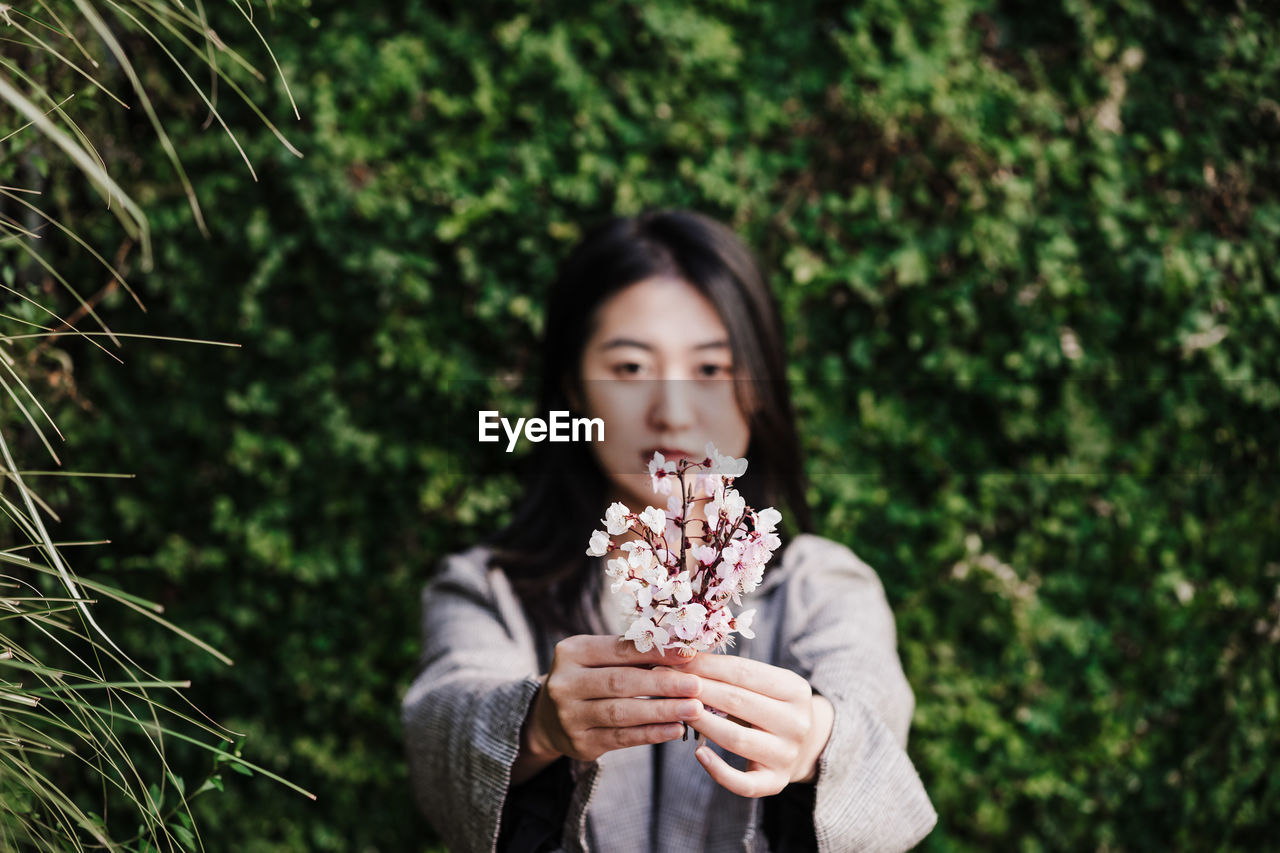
[648,453,677,495]
[741,537,768,568]
[637,561,666,585]
[706,576,740,605]
[640,571,674,606]
[705,441,748,478]
[671,571,694,604]
[692,471,722,499]
[586,529,610,557]
[639,506,666,536]
[612,575,645,603]
[623,617,670,653]
[703,500,721,532]
[739,561,765,596]
[596,444,782,656]
[699,608,733,650]
[721,489,746,525]
[718,540,744,574]
[628,546,657,572]
[671,603,709,641]
[603,502,630,535]
[755,507,781,535]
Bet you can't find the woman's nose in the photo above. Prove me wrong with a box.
[648,379,697,433]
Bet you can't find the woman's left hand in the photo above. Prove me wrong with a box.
[668,654,835,798]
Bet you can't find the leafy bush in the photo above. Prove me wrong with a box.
[45,0,1280,849]
[2,2,303,848]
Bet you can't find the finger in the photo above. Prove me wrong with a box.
[588,722,687,753]
[687,707,791,768]
[556,635,696,668]
[694,744,787,799]
[677,654,811,703]
[562,665,702,701]
[693,677,800,737]
[582,697,703,729]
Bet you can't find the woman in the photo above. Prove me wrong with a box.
[402,210,937,852]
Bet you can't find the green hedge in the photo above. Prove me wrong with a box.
[40,0,1280,848]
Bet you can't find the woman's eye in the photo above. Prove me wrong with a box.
[613,362,645,377]
[697,364,732,378]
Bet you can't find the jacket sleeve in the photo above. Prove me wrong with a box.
[780,536,938,852]
[401,549,545,853]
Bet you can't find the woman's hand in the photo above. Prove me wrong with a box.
[512,635,703,784]
[674,655,834,798]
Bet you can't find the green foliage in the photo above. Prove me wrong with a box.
[42,0,1280,849]
[2,1,304,849]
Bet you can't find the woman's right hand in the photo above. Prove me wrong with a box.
[512,636,703,783]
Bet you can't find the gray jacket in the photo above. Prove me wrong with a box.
[402,533,937,852]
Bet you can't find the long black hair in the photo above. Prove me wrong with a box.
[487,210,812,634]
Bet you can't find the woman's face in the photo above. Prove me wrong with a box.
[575,276,751,511]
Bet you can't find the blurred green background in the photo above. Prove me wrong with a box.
[8,0,1279,849]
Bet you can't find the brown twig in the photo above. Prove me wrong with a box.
[28,237,133,362]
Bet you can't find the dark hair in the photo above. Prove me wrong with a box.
[487,210,812,634]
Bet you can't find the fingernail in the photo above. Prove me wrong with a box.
[677,700,702,719]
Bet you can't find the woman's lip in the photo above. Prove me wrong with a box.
[644,447,696,460]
